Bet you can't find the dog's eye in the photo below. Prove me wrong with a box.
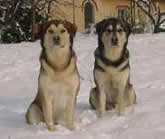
[61,29,66,33]
[106,29,112,33]
[117,29,123,33]
[48,29,54,34]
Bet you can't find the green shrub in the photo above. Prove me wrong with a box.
[1,7,45,43]
[1,24,22,43]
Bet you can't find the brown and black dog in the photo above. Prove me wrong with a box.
[26,20,80,131]
[89,18,136,117]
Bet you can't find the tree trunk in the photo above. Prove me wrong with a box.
[31,0,36,41]
[154,24,160,33]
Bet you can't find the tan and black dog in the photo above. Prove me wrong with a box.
[89,18,136,117]
[26,20,80,131]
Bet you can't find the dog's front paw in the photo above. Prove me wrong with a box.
[48,124,56,131]
[98,110,105,118]
[66,123,75,131]
[116,104,125,116]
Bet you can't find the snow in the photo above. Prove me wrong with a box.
[0,33,165,139]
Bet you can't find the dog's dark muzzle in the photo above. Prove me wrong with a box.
[111,36,118,46]
[53,36,60,45]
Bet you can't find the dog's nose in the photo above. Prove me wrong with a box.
[53,36,60,45]
[111,37,118,45]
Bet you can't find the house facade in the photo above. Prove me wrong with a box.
[49,0,165,31]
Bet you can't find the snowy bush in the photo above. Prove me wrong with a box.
[1,7,31,43]
[1,24,22,43]
[1,6,44,43]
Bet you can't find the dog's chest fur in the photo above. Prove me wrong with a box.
[94,48,130,103]
[95,61,129,86]
[39,57,79,95]
[95,64,129,103]
[38,56,79,119]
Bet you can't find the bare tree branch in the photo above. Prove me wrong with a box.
[135,0,155,25]
[160,19,165,25]
[133,0,165,33]
[0,0,22,26]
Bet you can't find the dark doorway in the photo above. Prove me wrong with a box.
[84,2,95,29]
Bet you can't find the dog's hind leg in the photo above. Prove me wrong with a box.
[127,84,136,105]
[90,88,115,111]
[26,103,43,125]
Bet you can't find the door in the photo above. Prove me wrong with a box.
[84,2,95,29]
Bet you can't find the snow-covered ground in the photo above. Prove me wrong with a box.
[0,33,165,139]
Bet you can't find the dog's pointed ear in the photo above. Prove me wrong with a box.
[95,19,108,35]
[34,23,44,40]
[120,19,131,37]
[35,23,49,40]
[35,21,53,40]
[64,21,77,38]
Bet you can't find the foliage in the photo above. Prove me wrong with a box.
[0,0,73,43]
[1,24,22,43]
[1,6,44,43]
